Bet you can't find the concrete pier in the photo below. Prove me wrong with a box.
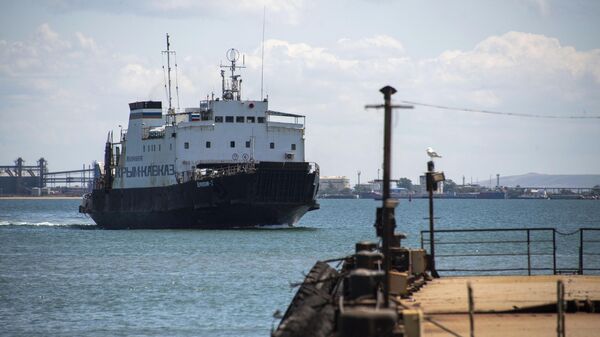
[400,275,600,336]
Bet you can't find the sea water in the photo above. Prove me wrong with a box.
[1,199,599,336]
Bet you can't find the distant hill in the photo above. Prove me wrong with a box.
[476,173,600,188]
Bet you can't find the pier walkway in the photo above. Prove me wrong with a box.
[400,275,600,337]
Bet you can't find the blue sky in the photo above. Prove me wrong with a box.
[1,0,599,184]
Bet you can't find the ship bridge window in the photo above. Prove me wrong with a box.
[230,141,235,148]
[245,141,251,148]
[270,142,275,149]
[225,116,234,123]
[215,116,223,123]
[247,117,255,123]
[201,111,213,121]
[184,142,189,149]
[258,117,266,123]
[291,144,296,151]
[206,141,211,148]
[236,116,244,123]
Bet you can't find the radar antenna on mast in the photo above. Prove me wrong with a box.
[220,48,245,101]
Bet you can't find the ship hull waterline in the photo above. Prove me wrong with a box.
[89,203,315,229]
[83,162,320,229]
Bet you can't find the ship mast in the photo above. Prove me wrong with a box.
[220,48,245,101]
[162,34,176,121]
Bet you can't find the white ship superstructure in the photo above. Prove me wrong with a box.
[113,46,306,189]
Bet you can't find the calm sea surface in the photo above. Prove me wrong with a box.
[1,199,599,336]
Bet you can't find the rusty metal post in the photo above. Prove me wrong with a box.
[527,229,531,276]
[380,85,396,308]
[579,229,584,275]
[468,282,475,337]
[557,280,565,337]
[552,230,557,275]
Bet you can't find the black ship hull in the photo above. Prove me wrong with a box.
[82,162,319,229]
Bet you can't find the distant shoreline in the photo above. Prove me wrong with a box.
[0,196,81,200]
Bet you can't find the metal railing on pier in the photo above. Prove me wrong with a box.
[580,228,600,274]
[421,227,600,276]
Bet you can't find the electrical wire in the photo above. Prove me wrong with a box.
[400,100,600,119]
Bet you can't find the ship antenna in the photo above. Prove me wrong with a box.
[260,6,266,100]
[162,33,175,116]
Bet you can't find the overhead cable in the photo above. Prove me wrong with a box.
[400,100,600,119]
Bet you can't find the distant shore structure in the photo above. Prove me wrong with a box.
[316,172,600,200]
[0,157,93,196]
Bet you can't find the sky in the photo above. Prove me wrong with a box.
[1,0,599,185]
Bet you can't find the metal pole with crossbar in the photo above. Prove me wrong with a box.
[365,86,413,307]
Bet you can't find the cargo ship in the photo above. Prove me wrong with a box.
[79,36,320,229]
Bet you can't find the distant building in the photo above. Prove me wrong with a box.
[0,157,93,196]
[519,188,548,199]
[356,180,381,193]
[419,175,426,194]
[320,176,351,193]
[390,187,411,197]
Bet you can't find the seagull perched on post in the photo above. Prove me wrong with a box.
[426,147,442,159]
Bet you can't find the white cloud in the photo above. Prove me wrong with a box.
[414,31,600,106]
[524,0,550,16]
[338,35,405,54]
[152,0,304,16]
[243,31,600,180]
[257,30,600,108]
[36,23,68,50]
[2,24,599,180]
[265,39,359,70]
[44,0,305,23]
[117,63,162,96]
[0,24,133,170]
[75,32,98,52]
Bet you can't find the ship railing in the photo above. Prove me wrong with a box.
[181,162,257,182]
[420,227,600,276]
[142,126,166,140]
